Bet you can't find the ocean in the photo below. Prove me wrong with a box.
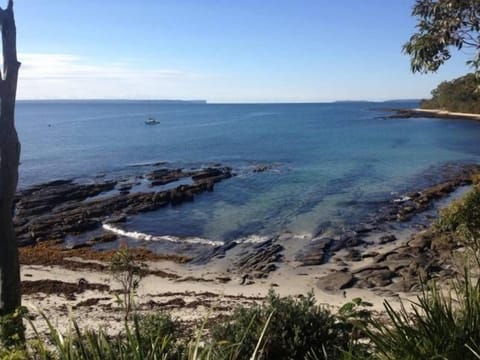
[16,100,480,251]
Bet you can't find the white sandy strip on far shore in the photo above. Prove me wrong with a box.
[414,108,480,120]
[21,230,419,339]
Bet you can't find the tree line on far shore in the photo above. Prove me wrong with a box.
[420,73,480,114]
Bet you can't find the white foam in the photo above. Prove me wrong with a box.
[234,234,270,244]
[393,196,411,203]
[102,223,225,247]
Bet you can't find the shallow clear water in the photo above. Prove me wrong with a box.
[16,100,480,245]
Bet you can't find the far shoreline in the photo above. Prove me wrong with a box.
[386,108,480,121]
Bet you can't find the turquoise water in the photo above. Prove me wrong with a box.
[16,101,480,244]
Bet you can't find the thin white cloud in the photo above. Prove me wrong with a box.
[16,53,211,99]
[19,53,191,80]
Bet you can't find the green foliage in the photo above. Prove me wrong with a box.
[109,246,147,320]
[404,0,480,74]
[436,185,480,261]
[211,290,354,360]
[420,73,480,113]
[338,298,373,335]
[137,312,183,357]
[25,311,179,360]
[368,272,480,360]
[138,312,177,340]
[0,346,28,360]
[0,307,26,349]
[338,297,373,320]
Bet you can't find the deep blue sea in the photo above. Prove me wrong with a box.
[15,100,480,248]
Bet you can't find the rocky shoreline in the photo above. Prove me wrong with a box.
[14,165,233,248]
[16,161,480,294]
[17,161,480,338]
[310,163,480,294]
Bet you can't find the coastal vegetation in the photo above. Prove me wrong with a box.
[420,73,480,113]
[2,276,480,359]
[405,0,480,114]
[404,0,480,74]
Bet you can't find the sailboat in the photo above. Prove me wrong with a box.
[145,116,160,125]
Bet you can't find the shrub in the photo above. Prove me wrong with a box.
[109,246,147,319]
[368,272,480,360]
[211,290,353,360]
[436,185,480,263]
[137,312,183,358]
[27,312,178,360]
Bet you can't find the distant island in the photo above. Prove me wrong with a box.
[17,99,208,104]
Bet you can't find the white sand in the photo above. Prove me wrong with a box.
[21,229,419,339]
[413,108,480,120]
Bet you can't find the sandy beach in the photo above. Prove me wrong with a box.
[21,231,417,338]
[389,108,480,121]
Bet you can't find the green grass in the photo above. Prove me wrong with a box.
[368,271,480,360]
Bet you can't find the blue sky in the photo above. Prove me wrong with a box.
[14,0,473,102]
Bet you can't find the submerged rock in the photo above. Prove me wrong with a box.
[14,166,234,249]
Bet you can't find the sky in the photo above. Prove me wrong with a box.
[12,0,475,103]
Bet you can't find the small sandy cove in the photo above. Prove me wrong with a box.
[413,108,480,121]
[21,229,418,338]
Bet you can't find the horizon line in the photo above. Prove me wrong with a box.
[16,98,422,104]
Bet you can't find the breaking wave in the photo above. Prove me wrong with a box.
[102,223,270,247]
[102,223,225,247]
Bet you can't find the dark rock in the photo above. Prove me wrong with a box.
[64,242,91,250]
[335,231,362,248]
[117,183,133,192]
[104,215,127,224]
[252,164,273,173]
[362,251,379,259]
[192,167,232,183]
[313,221,332,237]
[353,223,376,234]
[235,238,283,278]
[408,231,432,249]
[15,166,234,247]
[296,237,332,266]
[379,234,396,244]
[148,168,187,186]
[344,249,362,262]
[86,233,117,245]
[317,271,354,292]
[354,266,396,288]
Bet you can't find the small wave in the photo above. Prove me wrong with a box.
[234,234,270,244]
[102,223,225,247]
[127,160,169,168]
[393,195,412,204]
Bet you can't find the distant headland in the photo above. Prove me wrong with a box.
[17,99,208,104]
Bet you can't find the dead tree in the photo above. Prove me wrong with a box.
[0,0,22,342]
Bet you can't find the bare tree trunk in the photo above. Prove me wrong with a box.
[0,0,22,343]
